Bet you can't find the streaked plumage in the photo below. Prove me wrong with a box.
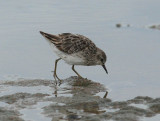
[40,31,108,82]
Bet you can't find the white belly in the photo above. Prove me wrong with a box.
[50,44,85,65]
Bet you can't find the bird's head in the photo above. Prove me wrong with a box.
[96,49,108,74]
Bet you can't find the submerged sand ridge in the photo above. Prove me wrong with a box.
[0,77,160,121]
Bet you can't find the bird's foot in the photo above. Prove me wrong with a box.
[77,76,88,81]
[53,72,62,86]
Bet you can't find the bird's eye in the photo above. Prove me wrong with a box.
[101,58,103,62]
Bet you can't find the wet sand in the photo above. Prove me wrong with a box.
[0,77,159,121]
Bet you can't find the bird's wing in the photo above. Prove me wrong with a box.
[40,31,60,44]
[57,33,97,54]
[40,31,97,54]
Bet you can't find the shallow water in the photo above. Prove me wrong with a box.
[0,0,160,102]
[0,78,159,121]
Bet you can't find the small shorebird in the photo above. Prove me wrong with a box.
[40,31,108,83]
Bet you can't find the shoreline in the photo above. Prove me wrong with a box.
[0,77,159,121]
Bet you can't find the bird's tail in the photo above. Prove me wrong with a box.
[39,31,60,44]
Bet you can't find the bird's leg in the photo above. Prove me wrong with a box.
[72,65,83,78]
[54,58,62,84]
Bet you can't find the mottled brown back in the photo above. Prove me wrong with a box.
[58,33,97,54]
[40,31,97,54]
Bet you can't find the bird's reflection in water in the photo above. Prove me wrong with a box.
[103,91,108,98]
[52,76,108,99]
[53,86,58,97]
[46,77,110,121]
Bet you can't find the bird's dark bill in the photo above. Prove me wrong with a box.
[102,65,108,74]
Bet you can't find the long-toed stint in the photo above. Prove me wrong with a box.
[40,31,108,83]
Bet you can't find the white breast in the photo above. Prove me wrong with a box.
[50,43,85,65]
